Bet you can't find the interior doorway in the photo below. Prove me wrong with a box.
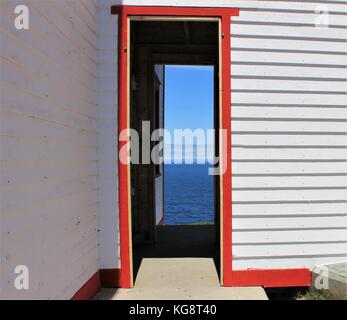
[129,19,221,284]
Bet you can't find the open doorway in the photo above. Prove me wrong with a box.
[164,65,215,226]
[129,20,221,284]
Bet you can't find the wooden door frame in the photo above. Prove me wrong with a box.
[112,5,239,288]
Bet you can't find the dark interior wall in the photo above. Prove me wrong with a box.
[130,45,156,244]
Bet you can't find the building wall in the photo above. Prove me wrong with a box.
[0,0,346,300]
[96,0,120,271]
[0,0,99,299]
[108,0,347,272]
[230,1,347,271]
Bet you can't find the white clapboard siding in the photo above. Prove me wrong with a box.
[233,175,347,189]
[232,65,347,79]
[232,202,347,216]
[234,243,347,257]
[232,163,347,175]
[233,229,347,244]
[233,51,347,67]
[233,216,347,229]
[232,107,347,120]
[231,24,347,41]
[233,189,347,202]
[233,134,347,145]
[233,121,347,133]
[232,92,347,105]
[96,0,121,270]
[0,0,98,300]
[232,78,347,91]
[231,11,347,26]
[232,149,347,160]
[229,0,347,271]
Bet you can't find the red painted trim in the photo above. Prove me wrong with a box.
[113,5,239,289]
[100,269,121,288]
[71,271,101,300]
[117,9,132,289]
[221,16,232,285]
[226,269,311,288]
[112,6,239,17]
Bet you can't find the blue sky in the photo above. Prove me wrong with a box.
[164,65,214,135]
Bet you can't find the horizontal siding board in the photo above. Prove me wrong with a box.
[232,162,347,174]
[233,216,347,229]
[231,24,347,40]
[232,64,347,79]
[232,202,347,215]
[232,11,347,26]
[233,133,347,145]
[233,189,347,201]
[233,50,347,67]
[232,92,347,105]
[232,107,347,119]
[234,243,347,257]
[232,78,347,92]
[232,175,347,188]
[232,121,347,132]
[232,149,347,160]
[233,229,347,244]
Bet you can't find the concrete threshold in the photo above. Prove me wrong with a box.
[96,258,268,300]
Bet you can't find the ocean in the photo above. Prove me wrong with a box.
[164,164,214,225]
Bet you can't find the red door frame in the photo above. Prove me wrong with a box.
[112,5,238,288]
[112,5,311,289]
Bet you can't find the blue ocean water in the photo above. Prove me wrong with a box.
[164,164,214,225]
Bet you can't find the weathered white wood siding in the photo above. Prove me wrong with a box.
[0,0,99,299]
[110,0,347,271]
[96,0,120,270]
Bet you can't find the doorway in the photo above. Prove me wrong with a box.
[114,5,237,288]
[129,19,221,284]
